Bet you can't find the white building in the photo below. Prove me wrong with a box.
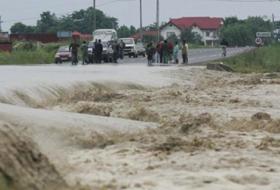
[160,17,224,46]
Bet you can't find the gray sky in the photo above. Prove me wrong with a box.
[1,0,280,31]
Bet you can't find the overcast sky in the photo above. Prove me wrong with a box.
[1,0,280,31]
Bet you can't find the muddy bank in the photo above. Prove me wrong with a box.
[0,121,68,190]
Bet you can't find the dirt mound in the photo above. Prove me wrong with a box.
[0,121,68,190]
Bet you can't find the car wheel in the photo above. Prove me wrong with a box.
[55,58,60,64]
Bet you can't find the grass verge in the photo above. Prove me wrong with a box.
[223,44,280,73]
[0,50,55,65]
[0,42,61,65]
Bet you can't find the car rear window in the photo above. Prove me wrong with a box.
[58,47,69,52]
[122,39,134,44]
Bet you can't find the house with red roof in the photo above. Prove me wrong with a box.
[160,17,224,46]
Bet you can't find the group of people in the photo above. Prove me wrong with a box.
[111,40,126,63]
[80,39,104,65]
[69,39,126,65]
[146,39,189,66]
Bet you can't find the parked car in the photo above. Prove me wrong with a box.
[135,42,146,57]
[55,46,72,64]
[120,38,138,58]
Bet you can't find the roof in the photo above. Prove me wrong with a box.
[167,17,223,30]
[131,30,158,40]
[72,31,81,36]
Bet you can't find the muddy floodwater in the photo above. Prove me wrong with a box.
[0,64,280,190]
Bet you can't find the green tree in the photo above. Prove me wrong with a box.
[10,22,36,34]
[181,28,202,44]
[130,26,137,35]
[10,8,119,34]
[223,17,239,26]
[220,16,272,46]
[167,33,179,44]
[118,25,131,38]
[37,11,58,33]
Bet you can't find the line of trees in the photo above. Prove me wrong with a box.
[10,9,276,47]
[10,8,119,34]
[220,17,273,46]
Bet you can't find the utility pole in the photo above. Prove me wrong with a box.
[93,0,96,32]
[156,0,160,42]
[272,14,275,40]
[140,0,143,41]
[0,16,3,32]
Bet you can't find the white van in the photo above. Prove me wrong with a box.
[93,29,118,42]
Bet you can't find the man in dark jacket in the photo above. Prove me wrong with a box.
[146,42,155,66]
[119,40,125,60]
[162,40,169,64]
[95,39,103,63]
[69,40,80,65]
[112,40,120,63]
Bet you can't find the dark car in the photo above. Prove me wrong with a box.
[55,46,72,64]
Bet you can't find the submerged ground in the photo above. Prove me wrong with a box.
[0,63,280,190]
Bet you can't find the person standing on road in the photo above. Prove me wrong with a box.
[91,39,98,63]
[69,40,80,65]
[173,41,179,64]
[119,40,125,60]
[168,41,174,63]
[162,40,169,64]
[181,40,189,64]
[146,42,155,66]
[95,40,103,63]
[80,41,88,65]
[158,41,163,63]
[155,42,161,63]
[112,40,120,63]
[220,38,228,57]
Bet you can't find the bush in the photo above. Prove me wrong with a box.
[224,44,280,73]
[0,50,55,65]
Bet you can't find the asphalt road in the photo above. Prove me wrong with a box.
[0,47,252,95]
[120,47,252,64]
